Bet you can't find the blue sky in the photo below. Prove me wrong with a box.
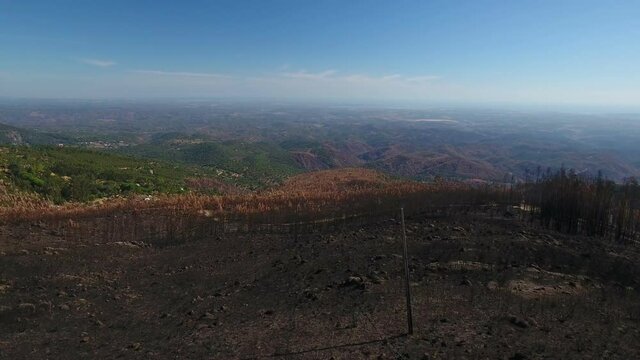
[1,0,639,107]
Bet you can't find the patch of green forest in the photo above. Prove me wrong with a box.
[115,140,302,188]
[0,123,74,145]
[0,146,208,203]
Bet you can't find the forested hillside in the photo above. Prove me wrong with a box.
[0,147,212,203]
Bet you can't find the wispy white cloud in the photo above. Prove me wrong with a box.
[80,58,116,67]
[277,69,439,84]
[240,69,449,101]
[152,68,445,100]
[281,70,337,80]
[380,74,403,81]
[8,66,450,101]
[131,70,230,78]
[405,75,441,82]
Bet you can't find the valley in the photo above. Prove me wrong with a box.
[2,101,640,195]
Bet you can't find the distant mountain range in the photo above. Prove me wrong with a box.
[1,101,639,182]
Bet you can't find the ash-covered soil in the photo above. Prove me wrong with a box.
[1,213,640,359]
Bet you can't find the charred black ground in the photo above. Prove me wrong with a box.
[1,211,639,359]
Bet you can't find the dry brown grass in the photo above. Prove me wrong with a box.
[0,168,512,246]
[0,180,49,209]
[277,168,391,193]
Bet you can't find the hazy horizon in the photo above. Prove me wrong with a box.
[2,1,639,109]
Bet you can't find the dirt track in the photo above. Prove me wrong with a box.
[1,213,640,359]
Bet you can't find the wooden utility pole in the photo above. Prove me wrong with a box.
[400,207,414,335]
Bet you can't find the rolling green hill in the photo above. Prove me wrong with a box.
[0,146,217,203]
[116,139,303,189]
[0,122,73,146]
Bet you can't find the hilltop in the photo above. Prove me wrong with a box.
[1,184,638,358]
[0,165,639,358]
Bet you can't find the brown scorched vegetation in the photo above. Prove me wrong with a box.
[3,168,639,247]
[0,169,514,245]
